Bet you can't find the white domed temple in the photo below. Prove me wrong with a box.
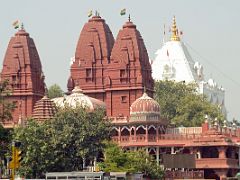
[151,17,226,116]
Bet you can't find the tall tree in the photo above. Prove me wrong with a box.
[12,106,111,178]
[47,84,64,99]
[154,80,224,127]
[0,79,16,123]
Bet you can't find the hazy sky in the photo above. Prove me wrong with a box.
[0,0,239,120]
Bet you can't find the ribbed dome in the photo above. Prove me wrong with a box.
[53,86,106,111]
[32,96,57,122]
[130,92,160,115]
[129,92,161,122]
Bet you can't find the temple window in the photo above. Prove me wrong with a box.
[12,75,16,82]
[86,68,92,82]
[120,69,125,77]
[86,68,92,77]
[121,96,127,103]
[120,69,127,83]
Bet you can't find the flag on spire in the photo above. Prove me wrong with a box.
[88,10,93,17]
[120,8,126,16]
[12,20,19,29]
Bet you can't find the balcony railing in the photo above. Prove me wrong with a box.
[112,134,204,143]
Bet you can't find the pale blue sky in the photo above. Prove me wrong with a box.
[0,0,239,120]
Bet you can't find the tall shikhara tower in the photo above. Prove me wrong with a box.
[68,16,154,118]
[1,27,45,127]
[106,19,154,117]
[68,15,115,101]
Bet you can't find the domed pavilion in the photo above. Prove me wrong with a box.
[53,86,106,111]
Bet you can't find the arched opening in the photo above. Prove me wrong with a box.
[111,128,119,136]
[136,126,146,135]
[121,128,130,136]
[149,148,156,160]
[201,147,218,158]
[148,126,156,141]
[148,126,156,135]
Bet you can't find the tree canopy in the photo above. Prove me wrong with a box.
[47,84,64,99]
[154,80,224,127]
[12,106,111,178]
[98,141,164,179]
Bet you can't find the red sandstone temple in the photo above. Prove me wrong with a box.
[1,16,240,179]
[0,26,46,128]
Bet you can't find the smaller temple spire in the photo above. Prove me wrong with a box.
[171,16,180,41]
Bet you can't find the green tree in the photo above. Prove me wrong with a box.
[0,80,15,173]
[47,84,64,99]
[0,79,16,122]
[12,106,111,178]
[154,80,224,127]
[99,141,164,179]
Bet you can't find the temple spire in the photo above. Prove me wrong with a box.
[171,16,180,41]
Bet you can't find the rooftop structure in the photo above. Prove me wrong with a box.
[111,91,240,180]
[32,95,57,122]
[53,86,105,111]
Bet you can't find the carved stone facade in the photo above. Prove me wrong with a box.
[68,15,115,102]
[0,28,45,127]
[68,16,154,117]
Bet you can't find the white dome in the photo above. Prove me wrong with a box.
[52,86,106,111]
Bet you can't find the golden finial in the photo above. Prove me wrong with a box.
[171,16,180,41]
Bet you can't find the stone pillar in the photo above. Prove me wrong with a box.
[82,157,86,169]
[145,125,148,142]
[171,147,174,154]
[218,147,226,159]
[134,127,137,141]
[93,157,97,171]
[118,127,121,142]
[156,126,159,142]
[156,146,160,165]
[215,170,227,180]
